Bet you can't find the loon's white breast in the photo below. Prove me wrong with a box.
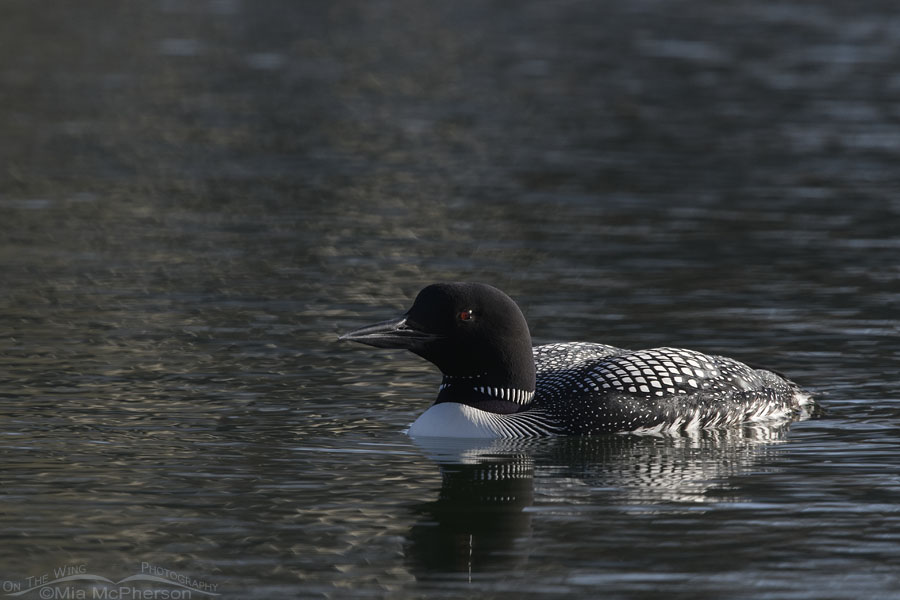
[407,402,563,438]
[407,403,512,438]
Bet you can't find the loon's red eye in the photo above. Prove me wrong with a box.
[458,309,475,322]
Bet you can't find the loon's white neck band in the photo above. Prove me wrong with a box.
[439,373,535,406]
[438,382,535,405]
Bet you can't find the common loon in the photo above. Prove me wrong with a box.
[340,283,812,438]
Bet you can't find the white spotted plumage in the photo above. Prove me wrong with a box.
[412,343,810,438]
[529,342,811,435]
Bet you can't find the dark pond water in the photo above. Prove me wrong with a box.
[2,1,899,598]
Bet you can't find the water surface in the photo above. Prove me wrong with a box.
[1,1,899,598]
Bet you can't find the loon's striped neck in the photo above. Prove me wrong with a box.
[436,374,535,414]
[439,381,536,405]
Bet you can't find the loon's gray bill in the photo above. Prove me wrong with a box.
[339,316,441,350]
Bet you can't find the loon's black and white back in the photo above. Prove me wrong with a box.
[340,283,812,438]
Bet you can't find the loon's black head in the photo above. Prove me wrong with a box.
[340,283,536,412]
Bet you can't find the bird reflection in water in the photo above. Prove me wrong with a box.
[406,442,537,579]
[404,422,794,579]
